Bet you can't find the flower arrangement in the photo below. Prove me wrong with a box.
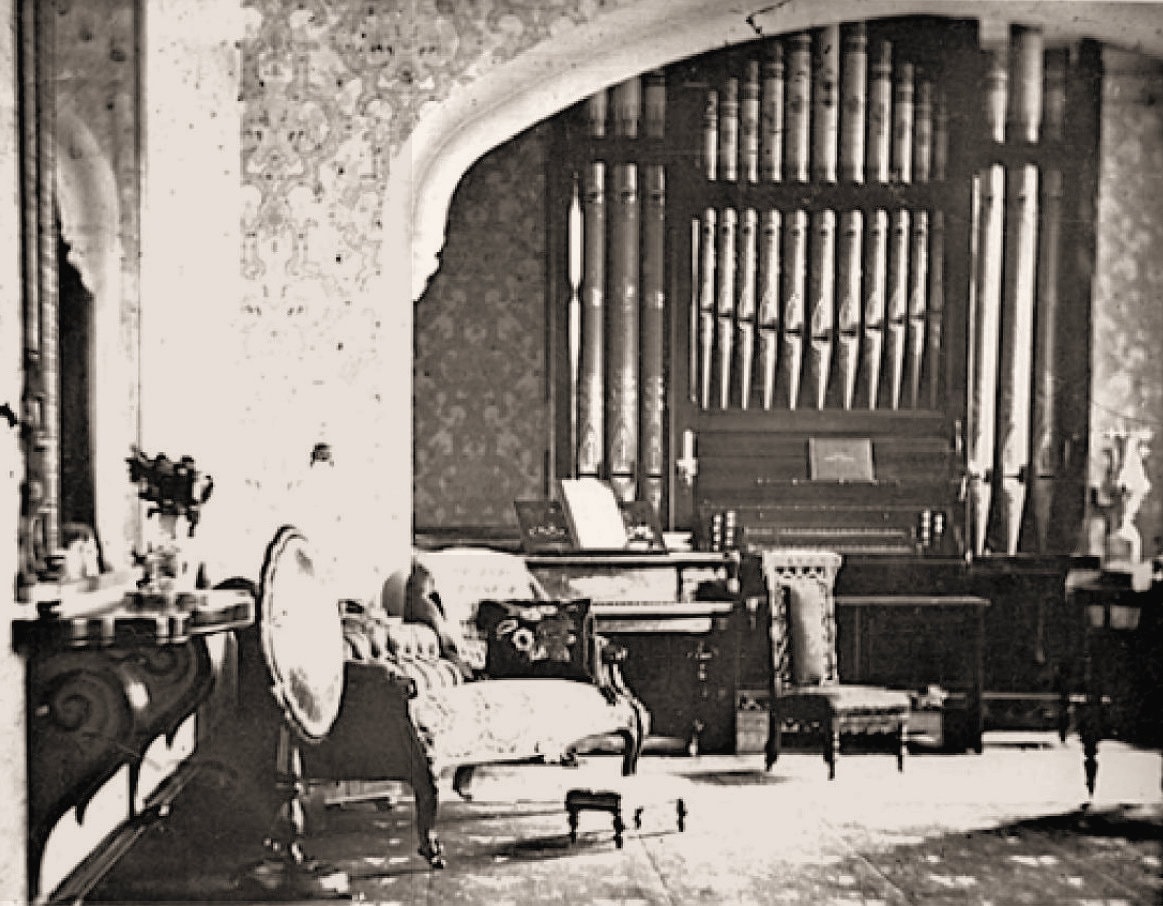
[127,446,214,596]
[127,446,214,535]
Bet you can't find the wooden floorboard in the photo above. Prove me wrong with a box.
[81,734,1161,905]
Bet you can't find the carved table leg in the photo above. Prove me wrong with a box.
[1078,696,1101,797]
[244,725,349,898]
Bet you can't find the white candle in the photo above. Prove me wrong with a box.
[682,429,695,460]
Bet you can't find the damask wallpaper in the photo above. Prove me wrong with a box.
[235,1,1163,548]
[413,126,550,529]
[237,0,628,532]
[1093,50,1163,557]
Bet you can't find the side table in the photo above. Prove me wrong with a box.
[1067,572,1160,796]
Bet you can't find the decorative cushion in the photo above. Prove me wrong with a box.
[787,582,832,685]
[475,598,593,682]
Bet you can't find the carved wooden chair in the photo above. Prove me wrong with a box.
[758,548,910,779]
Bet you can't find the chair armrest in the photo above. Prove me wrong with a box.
[598,636,628,666]
[345,656,420,700]
[592,634,633,704]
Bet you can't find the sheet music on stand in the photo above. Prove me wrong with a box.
[559,478,630,550]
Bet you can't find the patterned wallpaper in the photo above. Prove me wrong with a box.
[236,0,628,531]
[236,3,1163,549]
[1092,51,1163,558]
[238,0,629,325]
[414,126,550,528]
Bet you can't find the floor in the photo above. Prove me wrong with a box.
[85,732,1162,906]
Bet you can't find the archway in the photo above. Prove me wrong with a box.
[376,0,1163,562]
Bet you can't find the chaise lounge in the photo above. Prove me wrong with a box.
[296,544,649,866]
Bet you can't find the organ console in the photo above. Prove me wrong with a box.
[549,17,1100,746]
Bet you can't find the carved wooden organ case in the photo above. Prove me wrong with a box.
[549,16,1097,564]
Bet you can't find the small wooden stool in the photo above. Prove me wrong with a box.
[565,787,687,848]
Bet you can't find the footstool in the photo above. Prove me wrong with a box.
[565,787,687,849]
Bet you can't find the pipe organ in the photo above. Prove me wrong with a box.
[553,16,1095,569]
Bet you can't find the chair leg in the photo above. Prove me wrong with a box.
[409,747,444,869]
[825,719,839,780]
[620,727,642,777]
[452,764,475,800]
[765,709,782,771]
[897,717,907,773]
[621,700,648,776]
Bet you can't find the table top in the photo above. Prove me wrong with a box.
[13,585,254,652]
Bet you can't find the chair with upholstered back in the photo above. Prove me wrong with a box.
[759,548,910,779]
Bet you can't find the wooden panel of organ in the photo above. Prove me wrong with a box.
[551,17,1099,714]
[677,20,1088,557]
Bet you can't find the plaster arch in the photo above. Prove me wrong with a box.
[372,0,1163,566]
[386,0,1163,306]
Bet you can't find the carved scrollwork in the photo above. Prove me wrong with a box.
[112,643,211,744]
[27,652,141,896]
[25,638,217,899]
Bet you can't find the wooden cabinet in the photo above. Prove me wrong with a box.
[834,554,1082,734]
[834,595,988,752]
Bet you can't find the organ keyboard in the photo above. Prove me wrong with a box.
[695,427,966,560]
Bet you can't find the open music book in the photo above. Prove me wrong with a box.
[559,478,629,550]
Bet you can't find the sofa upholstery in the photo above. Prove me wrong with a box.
[300,547,648,867]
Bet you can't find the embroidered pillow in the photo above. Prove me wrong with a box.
[475,598,593,682]
[787,582,832,685]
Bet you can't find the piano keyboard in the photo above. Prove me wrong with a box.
[591,599,735,617]
[592,598,736,635]
[740,525,916,556]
